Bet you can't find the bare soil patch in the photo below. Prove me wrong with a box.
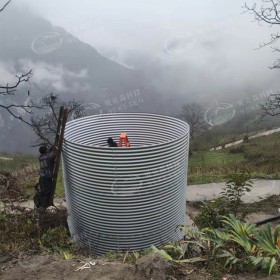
[0,253,213,280]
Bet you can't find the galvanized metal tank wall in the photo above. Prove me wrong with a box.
[62,113,189,255]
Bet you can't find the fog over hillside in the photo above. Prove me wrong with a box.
[0,0,279,152]
[20,0,279,101]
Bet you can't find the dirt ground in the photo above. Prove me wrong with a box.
[0,253,210,280]
[1,252,280,280]
[2,192,280,279]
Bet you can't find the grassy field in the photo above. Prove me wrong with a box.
[188,151,244,184]
[0,153,37,171]
[189,131,280,184]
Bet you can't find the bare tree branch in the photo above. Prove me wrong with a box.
[260,92,280,118]
[0,101,44,126]
[244,0,280,26]
[0,0,11,12]
[0,70,37,124]
[0,70,33,95]
[0,1,42,125]
[243,0,280,69]
[30,93,85,147]
[244,2,280,119]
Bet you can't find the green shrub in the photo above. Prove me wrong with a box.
[243,135,249,143]
[194,198,230,229]
[194,171,252,229]
[221,171,252,217]
[229,146,245,154]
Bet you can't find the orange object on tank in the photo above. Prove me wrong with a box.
[118,133,131,147]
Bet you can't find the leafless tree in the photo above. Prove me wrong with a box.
[244,1,280,118]
[30,93,84,147]
[0,0,41,125]
[244,0,280,69]
[0,70,43,126]
[260,91,280,117]
[178,103,206,139]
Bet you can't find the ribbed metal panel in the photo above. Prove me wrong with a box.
[62,113,189,255]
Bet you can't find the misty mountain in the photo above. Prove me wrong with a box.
[0,7,162,152]
[0,7,152,102]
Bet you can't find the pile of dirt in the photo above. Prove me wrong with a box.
[135,253,172,279]
[0,171,24,200]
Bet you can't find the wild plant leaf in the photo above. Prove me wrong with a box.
[250,256,263,267]
[221,215,256,252]
[273,225,280,246]
[261,257,271,270]
[150,245,173,261]
[163,244,185,259]
[163,244,180,251]
[225,256,239,267]
[133,251,140,260]
[175,257,206,263]
[218,249,240,267]
[180,240,206,249]
[255,224,279,254]
[269,257,276,275]
[206,227,230,243]
[218,250,232,258]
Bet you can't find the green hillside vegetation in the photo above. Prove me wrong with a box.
[0,153,36,171]
[191,113,279,151]
[189,131,280,184]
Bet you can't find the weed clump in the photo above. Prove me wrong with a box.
[229,145,245,154]
[0,206,69,254]
[0,171,24,200]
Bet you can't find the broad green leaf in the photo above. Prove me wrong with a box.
[250,256,263,267]
[150,245,173,261]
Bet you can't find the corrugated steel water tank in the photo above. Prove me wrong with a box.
[62,113,189,255]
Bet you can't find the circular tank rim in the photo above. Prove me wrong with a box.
[65,112,189,149]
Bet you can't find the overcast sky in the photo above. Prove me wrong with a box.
[12,0,269,56]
